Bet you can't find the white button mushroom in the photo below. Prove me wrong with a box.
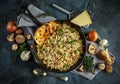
[26,34,32,40]
[20,51,31,61]
[97,63,105,70]
[12,43,18,51]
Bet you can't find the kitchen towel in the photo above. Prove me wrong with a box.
[17,4,100,80]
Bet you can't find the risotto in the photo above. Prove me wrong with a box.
[36,22,83,71]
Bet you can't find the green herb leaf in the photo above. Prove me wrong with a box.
[63,64,69,69]
[83,56,95,74]
[13,42,29,63]
[64,52,67,56]
[66,40,77,44]
[57,28,63,36]
[57,37,61,43]
[73,50,77,53]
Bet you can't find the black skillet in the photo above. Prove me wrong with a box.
[24,8,86,73]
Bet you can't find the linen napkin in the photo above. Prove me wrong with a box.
[17,4,100,80]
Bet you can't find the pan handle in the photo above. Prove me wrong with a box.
[23,8,42,27]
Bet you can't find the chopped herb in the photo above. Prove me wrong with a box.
[57,38,61,43]
[64,52,67,56]
[57,28,63,36]
[63,64,69,69]
[66,40,77,44]
[66,26,71,29]
[52,35,56,39]
[66,41,71,44]
[73,50,77,53]
[57,51,62,55]
[56,28,62,31]
[71,40,77,43]
[43,48,45,51]
[15,43,28,55]
[64,31,68,33]
[46,39,50,43]
[83,56,95,74]
[62,45,65,48]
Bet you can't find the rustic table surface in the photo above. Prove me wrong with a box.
[0,0,120,84]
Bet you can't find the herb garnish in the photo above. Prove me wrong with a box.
[83,56,95,74]
[66,40,77,44]
[63,64,69,69]
[57,28,63,36]
[13,42,29,62]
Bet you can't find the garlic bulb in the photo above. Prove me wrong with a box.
[20,51,31,61]
[99,39,109,47]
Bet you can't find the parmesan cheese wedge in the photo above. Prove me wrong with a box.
[71,10,92,27]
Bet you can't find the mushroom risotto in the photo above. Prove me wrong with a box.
[36,22,83,71]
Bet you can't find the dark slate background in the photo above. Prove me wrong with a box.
[0,0,120,84]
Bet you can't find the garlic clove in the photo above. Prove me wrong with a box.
[99,39,109,47]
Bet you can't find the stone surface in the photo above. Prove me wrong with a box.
[0,0,120,84]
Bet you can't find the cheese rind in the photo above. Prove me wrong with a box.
[71,10,92,27]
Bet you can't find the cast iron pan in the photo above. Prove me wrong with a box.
[24,8,86,73]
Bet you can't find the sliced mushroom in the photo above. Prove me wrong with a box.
[78,65,84,72]
[88,43,98,54]
[15,35,25,44]
[7,33,14,42]
[106,56,115,65]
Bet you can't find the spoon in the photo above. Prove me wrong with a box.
[33,69,68,81]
